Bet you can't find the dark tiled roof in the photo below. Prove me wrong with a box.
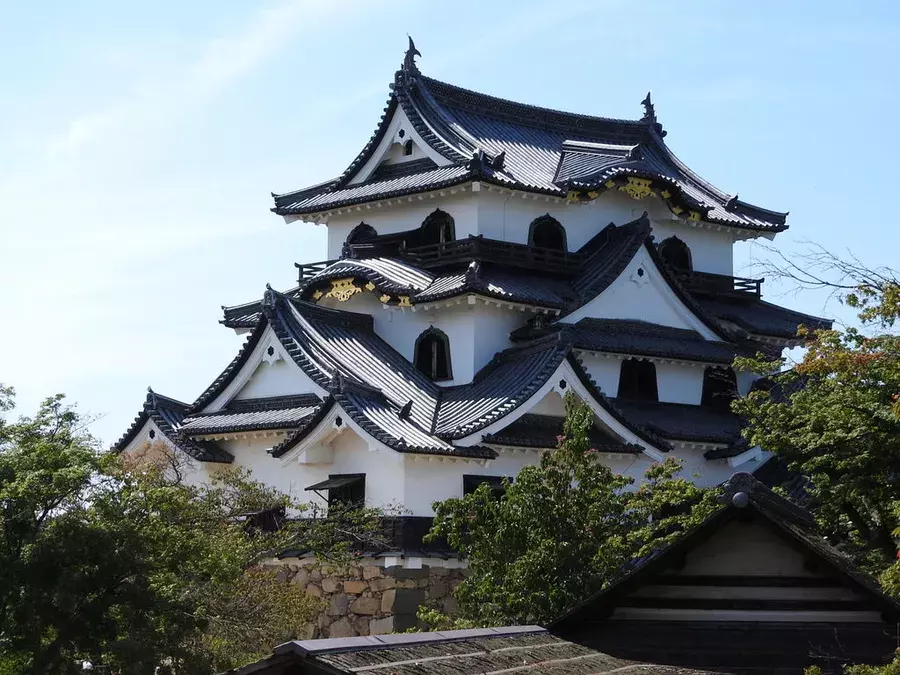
[695,295,833,340]
[113,390,233,463]
[608,398,744,445]
[483,413,642,453]
[226,627,715,675]
[564,318,739,364]
[305,257,434,294]
[273,165,472,215]
[435,335,570,438]
[570,216,651,302]
[269,294,439,432]
[273,60,785,232]
[413,261,575,308]
[179,394,322,436]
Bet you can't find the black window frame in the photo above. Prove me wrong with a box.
[306,473,366,509]
[420,209,455,246]
[658,235,693,272]
[463,474,511,498]
[413,327,453,381]
[617,358,659,402]
[528,214,567,251]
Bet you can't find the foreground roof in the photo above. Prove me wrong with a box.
[273,40,786,232]
[224,626,714,675]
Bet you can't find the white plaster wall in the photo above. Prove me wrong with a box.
[575,353,622,397]
[474,188,672,251]
[322,186,739,264]
[656,362,704,405]
[562,247,720,339]
[234,358,321,400]
[650,219,735,276]
[321,293,528,385]
[325,191,478,259]
[214,428,406,512]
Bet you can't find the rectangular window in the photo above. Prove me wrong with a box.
[463,474,511,497]
[305,474,366,508]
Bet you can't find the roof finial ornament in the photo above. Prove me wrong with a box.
[726,194,739,211]
[640,92,656,124]
[403,35,421,74]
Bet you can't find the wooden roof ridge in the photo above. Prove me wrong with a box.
[550,471,900,634]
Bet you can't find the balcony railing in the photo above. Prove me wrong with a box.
[344,235,585,277]
[295,259,337,284]
[676,270,762,298]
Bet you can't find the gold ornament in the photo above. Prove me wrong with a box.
[312,289,324,300]
[365,281,376,291]
[325,278,360,302]
[604,180,617,189]
[660,190,671,199]
[397,295,412,307]
[688,211,701,222]
[380,294,391,304]
[619,177,653,200]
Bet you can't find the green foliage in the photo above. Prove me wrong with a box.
[806,652,900,675]
[421,394,717,627]
[0,389,379,674]
[734,271,900,584]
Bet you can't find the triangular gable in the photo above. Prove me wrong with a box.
[563,244,726,340]
[347,105,453,186]
[199,322,327,414]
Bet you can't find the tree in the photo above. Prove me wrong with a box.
[733,244,900,583]
[0,389,380,674]
[420,394,717,628]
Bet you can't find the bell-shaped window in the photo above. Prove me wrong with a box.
[701,367,738,411]
[346,223,377,245]
[617,359,659,402]
[658,236,692,272]
[420,209,455,247]
[414,327,452,381]
[529,215,567,251]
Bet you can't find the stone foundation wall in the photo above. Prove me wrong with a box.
[273,559,465,638]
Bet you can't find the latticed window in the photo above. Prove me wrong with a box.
[701,367,738,410]
[617,359,659,402]
[658,236,692,272]
[529,215,567,251]
[414,327,452,381]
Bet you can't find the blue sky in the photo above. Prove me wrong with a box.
[1,1,898,445]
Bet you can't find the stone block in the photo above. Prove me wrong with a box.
[321,577,341,594]
[328,593,349,616]
[291,567,310,586]
[428,580,449,599]
[369,615,395,635]
[328,617,354,638]
[350,596,381,615]
[351,615,371,635]
[381,588,426,615]
[309,569,323,582]
[305,583,323,598]
[362,566,382,580]
[369,577,396,592]
[343,580,367,595]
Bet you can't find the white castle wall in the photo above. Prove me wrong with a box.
[323,188,736,277]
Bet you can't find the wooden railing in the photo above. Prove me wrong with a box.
[295,259,337,283]
[676,270,763,298]
[399,236,584,276]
